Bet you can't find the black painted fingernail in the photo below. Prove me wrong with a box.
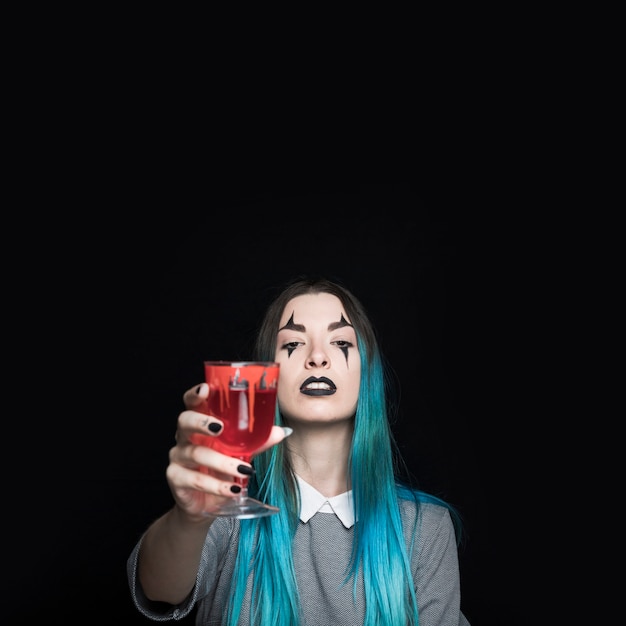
[237,464,255,475]
[230,485,241,493]
[208,422,222,433]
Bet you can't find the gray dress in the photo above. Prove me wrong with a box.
[127,500,470,625]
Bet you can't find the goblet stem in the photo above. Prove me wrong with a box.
[234,473,249,499]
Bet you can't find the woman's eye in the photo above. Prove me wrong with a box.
[333,340,353,348]
[281,341,302,357]
[282,341,301,350]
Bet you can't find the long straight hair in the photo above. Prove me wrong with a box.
[225,277,462,626]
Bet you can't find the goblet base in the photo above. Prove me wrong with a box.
[203,496,279,519]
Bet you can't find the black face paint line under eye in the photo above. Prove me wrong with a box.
[340,345,348,363]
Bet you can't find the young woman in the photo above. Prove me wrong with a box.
[127,277,470,625]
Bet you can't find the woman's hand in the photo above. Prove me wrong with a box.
[165,383,289,520]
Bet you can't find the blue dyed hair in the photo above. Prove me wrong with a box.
[225,277,462,626]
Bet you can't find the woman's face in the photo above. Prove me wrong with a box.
[274,292,361,425]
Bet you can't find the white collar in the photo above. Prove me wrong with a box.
[295,474,355,529]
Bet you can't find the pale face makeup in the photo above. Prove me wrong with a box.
[274,293,361,425]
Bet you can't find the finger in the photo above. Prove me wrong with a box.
[183,383,208,409]
[251,426,293,456]
[177,409,224,441]
[167,462,244,499]
[172,441,255,479]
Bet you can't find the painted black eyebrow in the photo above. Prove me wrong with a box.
[278,312,353,333]
[328,314,353,331]
[278,313,304,332]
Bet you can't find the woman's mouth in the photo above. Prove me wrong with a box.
[300,376,337,396]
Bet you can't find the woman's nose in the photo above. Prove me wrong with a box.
[306,346,329,368]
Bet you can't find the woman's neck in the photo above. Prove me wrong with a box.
[286,421,352,497]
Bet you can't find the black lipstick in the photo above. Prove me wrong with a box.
[300,376,337,396]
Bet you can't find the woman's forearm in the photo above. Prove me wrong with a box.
[137,506,214,604]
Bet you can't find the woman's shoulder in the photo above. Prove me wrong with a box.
[397,488,457,532]
[397,493,461,561]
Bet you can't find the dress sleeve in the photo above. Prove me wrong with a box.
[126,533,197,621]
[126,518,237,622]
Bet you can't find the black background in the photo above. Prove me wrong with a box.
[10,184,526,625]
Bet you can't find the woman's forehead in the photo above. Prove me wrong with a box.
[278,293,351,329]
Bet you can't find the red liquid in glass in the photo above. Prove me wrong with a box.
[204,364,278,457]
